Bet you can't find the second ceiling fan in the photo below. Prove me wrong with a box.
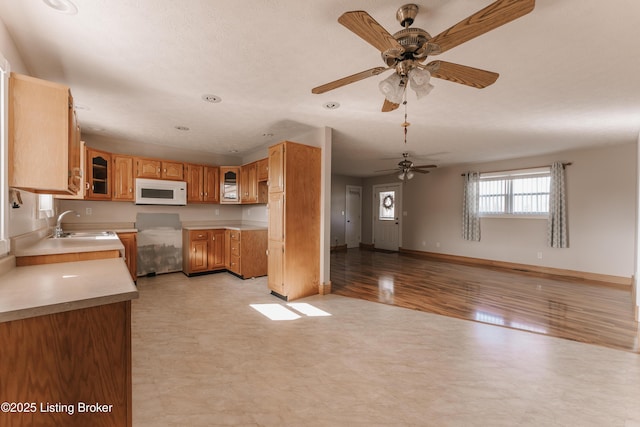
[312,0,535,112]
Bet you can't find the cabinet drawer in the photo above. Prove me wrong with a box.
[228,231,241,242]
[229,254,241,274]
[189,230,208,241]
[230,239,241,257]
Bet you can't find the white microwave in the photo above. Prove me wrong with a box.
[135,178,187,205]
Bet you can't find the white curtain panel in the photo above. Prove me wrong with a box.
[462,172,481,241]
[548,162,568,248]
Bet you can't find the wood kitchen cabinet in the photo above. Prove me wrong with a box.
[186,164,219,203]
[86,148,112,200]
[136,158,184,181]
[240,161,258,204]
[182,229,226,275]
[240,160,268,204]
[267,141,321,300]
[117,232,138,281]
[220,166,240,204]
[257,157,269,181]
[8,72,82,195]
[225,229,268,279]
[113,155,135,201]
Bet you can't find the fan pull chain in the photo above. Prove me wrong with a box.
[401,96,409,145]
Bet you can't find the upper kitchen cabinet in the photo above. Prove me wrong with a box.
[240,159,268,204]
[8,73,82,194]
[86,148,112,200]
[257,158,269,182]
[186,164,219,204]
[220,166,240,204]
[240,161,258,204]
[112,155,135,201]
[136,158,184,181]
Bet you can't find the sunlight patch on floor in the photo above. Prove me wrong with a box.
[250,303,331,321]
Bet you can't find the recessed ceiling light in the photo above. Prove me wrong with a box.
[229,149,239,153]
[202,94,222,103]
[43,0,78,14]
[174,126,190,131]
[262,133,274,138]
[323,102,340,110]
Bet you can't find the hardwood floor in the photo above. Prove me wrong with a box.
[330,249,640,353]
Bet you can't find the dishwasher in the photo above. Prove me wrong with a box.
[136,213,182,276]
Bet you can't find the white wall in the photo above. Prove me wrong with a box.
[331,174,364,247]
[359,142,637,279]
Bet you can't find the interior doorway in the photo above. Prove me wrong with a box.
[373,183,402,251]
[345,185,362,248]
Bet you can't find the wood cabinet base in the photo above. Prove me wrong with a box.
[0,301,132,427]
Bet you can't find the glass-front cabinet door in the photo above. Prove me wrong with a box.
[86,148,111,200]
[219,166,240,204]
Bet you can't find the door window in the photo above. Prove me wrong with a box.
[379,190,395,220]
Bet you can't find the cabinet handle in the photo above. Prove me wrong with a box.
[212,236,215,241]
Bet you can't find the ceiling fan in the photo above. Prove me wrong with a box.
[376,152,437,180]
[312,0,535,112]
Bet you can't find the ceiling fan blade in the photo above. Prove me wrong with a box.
[312,67,389,94]
[413,164,437,169]
[338,10,405,54]
[427,0,535,54]
[375,168,401,173]
[426,61,499,89]
[412,169,430,174]
[381,98,400,112]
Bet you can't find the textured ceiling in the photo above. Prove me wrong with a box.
[1,0,639,176]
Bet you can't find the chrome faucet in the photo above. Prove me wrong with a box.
[54,210,80,238]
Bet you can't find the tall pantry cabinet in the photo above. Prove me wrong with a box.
[267,141,321,300]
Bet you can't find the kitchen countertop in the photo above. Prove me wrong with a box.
[0,258,138,323]
[13,235,125,257]
[182,224,267,231]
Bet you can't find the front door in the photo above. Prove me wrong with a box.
[373,183,402,251]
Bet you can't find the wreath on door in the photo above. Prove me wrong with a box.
[382,194,394,209]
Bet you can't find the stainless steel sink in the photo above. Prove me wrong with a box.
[52,231,118,239]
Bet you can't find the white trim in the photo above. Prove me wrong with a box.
[0,52,10,255]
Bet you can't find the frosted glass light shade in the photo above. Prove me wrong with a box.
[409,68,434,100]
[379,73,404,104]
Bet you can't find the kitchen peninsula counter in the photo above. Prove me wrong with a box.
[0,257,137,427]
[0,257,137,322]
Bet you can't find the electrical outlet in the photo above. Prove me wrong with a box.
[436,242,441,248]
[214,209,219,216]
[85,207,92,216]
[537,252,543,259]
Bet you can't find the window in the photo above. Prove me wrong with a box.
[378,190,395,220]
[478,167,550,216]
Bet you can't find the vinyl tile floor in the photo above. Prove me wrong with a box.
[132,272,640,427]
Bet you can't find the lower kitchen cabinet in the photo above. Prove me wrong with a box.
[182,229,226,275]
[117,232,137,281]
[182,228,267,278]
[0,301,133,427]
[225,229,268,279]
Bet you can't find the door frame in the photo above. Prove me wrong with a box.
[345,185,362,248]
[372,183,403,251]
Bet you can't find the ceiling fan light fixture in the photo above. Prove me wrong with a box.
[378,73,404,104]
[409,68,434,100]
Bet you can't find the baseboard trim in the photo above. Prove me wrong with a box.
[399,248,633,289]
[319,281,332,295]
[330,244,347,253]
[359,243,375,251]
